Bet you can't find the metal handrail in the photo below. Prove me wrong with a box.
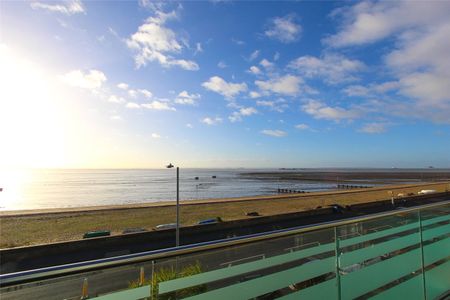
[1,199,449,286]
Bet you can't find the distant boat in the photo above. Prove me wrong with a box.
[212,175,217,178]
[195,177,199,180]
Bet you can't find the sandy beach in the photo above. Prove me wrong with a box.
[1,181,449,248]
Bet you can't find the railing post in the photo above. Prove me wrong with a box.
[80,278,88,299]
[418,210,427,300]
[151,261,156,300]
[334,226,342,300]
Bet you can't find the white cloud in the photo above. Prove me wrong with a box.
[128,89,138,98]
[259,59,275,69]
[324,1,450,47]
[201,117,222,125]
[60,69,106,89]
[202,76,247,99]
[256,100,287,113]
[126,9,199,70]
[249,50,260,61]
[289,54,365,84]
[229,107,257,122]
[217,61,227,69]
[142,100,176,111]
[186,123,193,128]
[139,89,153,98]
[359,122,387,134]
[194,42,203,55]
[343,82,400,97]
[151,133,161,138]
[126,102,141,109]
[295,124,310,130]
[273,52,280,61]
[231,38,245,45]
[248,66,261,75]
[302,100,360,122]
[175,90,200,105]
[255,75,302,96]
[117,83,129,90]
[342,85,369,97]
[110,115,122,121]
[30,0,85,15]
[108,95,125,103]
[328,1,450,114]
[265,14,301,43]
[261,129,287,137]
[249,91,261,98]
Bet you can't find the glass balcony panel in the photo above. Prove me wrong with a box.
[420,205,450,300]
[337,211,424,300]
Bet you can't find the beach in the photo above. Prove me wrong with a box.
[1,181,449,248]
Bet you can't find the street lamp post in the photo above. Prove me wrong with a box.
[166,163,180,247]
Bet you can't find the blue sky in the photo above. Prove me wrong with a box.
[0,0,449,168]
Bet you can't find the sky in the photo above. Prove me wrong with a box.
[0,0,449,169]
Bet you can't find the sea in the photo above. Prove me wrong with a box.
[0,168,446,211]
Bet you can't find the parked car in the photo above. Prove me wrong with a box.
[198,217,223,225]
[83,230,110,239]
[122,228,147,234]
[155,223,177,230]
[418,189,436,195]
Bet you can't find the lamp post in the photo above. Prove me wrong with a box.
[166,163,180,247]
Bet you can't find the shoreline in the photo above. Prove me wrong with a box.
[1,181,449,217]
[1,181,449,248]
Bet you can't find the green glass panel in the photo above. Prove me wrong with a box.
[339,222,418,248]
[369,275,424,300]
[341,248,422,300]
[159,242,334,294]
[277,278,337,300]
[90,285,150,300]
[425,260,450,300]
[340,231,420,267]
[183,256,335,300]
[422,223,450,241]
[421,214,450,226]
[423,237,450,266]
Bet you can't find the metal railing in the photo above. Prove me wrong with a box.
[1,200,449,299]
[1,200,449,286]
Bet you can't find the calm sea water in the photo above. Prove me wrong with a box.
[0,168,445,210]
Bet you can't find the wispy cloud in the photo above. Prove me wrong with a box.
[229,107,257,122]
[30,0,85,15]
[217,61,227,69]
[249,50,260,61]
[302,100,361,122]
[289,54,365,84]
[261,129,287,137]
[265,14,301,43]
[295,123,310,130]
[256,99,288,113]
[358,122,388,134]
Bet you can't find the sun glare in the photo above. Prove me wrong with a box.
[0,45,67,168]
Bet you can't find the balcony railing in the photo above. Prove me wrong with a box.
[1,200,449,300]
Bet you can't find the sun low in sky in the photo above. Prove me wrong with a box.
[0,0,449,169]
